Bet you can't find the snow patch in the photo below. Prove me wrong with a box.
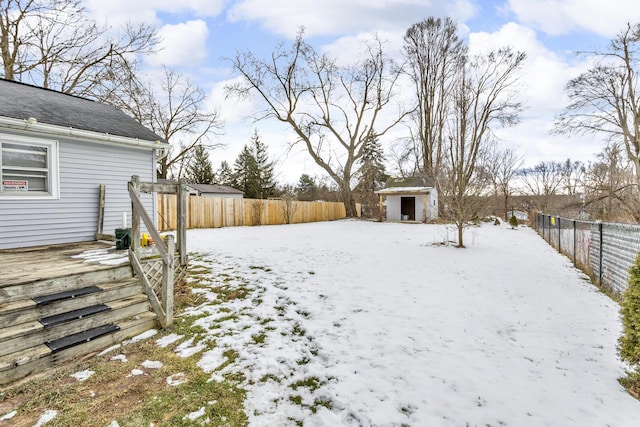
[175,337,206,358]
[183,406,206,421]
[70,370,94,382]
[127,369,144,377]
[97,344,121,356]
[167,372,187,386]
[110,354,128,363]
[34,409,57,426]
[123,329,157,345]
[142,360,163,369]
[156,333,183,348]
[0,411,16,421]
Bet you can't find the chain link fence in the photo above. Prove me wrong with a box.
[535,213,640,297]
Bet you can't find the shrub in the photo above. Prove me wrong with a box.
[619,252,640,366]
[509,214,518,229]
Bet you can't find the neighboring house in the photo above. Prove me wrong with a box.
[186,183,243,199]
[0,79,169,249]
[376,177,438,222]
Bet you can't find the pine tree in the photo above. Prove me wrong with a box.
[251,130,277,198]
[232,130,277,199]
[620,252,640,366]
[215,161,234,187]
[185,145,215,184]
[355,133,389,205]
[296,174,317,201]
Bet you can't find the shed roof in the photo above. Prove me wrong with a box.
[188,183,243,195]
[0,79,164,143]
[376,186,433,195]
[383,176,436,189]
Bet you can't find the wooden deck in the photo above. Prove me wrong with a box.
[0,241,128,287]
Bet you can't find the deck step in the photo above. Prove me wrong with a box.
[33,285,102,305]
[45,324,120,353]
[39,304,111,328]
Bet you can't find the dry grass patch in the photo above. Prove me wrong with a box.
[0,258,249,426]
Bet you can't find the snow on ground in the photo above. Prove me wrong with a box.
[182,219,640,426]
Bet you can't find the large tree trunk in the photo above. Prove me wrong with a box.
[341,185,358,217]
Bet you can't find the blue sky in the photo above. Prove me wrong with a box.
[86,0,638,184]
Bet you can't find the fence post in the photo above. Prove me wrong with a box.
[130,175,140,254]
[573,220,577,265]
[598,222,604,286]
[557,216,561,253]
[162,235,175,328]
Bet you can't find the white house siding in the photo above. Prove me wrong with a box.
[0,132,155,249]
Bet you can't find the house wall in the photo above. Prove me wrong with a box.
[0,130,155,249]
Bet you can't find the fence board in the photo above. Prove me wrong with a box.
[157,195,347,231]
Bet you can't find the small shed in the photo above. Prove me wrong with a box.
[186,183,243,199]
[0,79,169,249]
[376,177,438,222]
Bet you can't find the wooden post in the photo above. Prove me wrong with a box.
[130,176,141,253]
[177,180,187,266]
[162,235,175,327]
[97,184,105,237]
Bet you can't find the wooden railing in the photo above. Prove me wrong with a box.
[128,175,187,328]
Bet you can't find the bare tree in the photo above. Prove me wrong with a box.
[226,32,406,217]
[403,17,465,181]
[485,144,523,220]
[555,22,640,206]
[584,142,640,221]
[559,158,585,196]
[444,48,526,247]
[0,0,157,98]
[279,193,298,224]
[112,66,223,179]
[519,160,565,212]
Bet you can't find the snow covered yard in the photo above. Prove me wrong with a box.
[185,219,640,426]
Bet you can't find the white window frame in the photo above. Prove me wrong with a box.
[0,133,60,200]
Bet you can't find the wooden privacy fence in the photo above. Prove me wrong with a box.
[157,195,348,231]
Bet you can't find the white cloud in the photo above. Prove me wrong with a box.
[227,0,476,38]
[146,20,210,67]
[507,0,636,37]
[468,23,604,166]
[85,0,225,26]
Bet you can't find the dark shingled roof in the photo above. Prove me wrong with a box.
[188,183,243,195]
[384,176,436,188]
[0,79,164,142]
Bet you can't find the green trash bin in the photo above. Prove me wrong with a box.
[115,228,131,250]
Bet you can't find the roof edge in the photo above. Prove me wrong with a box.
[0,116,169,152]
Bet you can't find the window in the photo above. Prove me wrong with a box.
[0,134,59,199]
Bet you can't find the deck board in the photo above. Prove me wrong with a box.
[0,242,128,287]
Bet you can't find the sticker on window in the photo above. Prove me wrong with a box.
[2,180,28,191]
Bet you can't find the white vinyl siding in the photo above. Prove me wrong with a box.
[0,134,59,199]
[0,131,156,249]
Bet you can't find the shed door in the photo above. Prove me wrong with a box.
[400,197,415,221]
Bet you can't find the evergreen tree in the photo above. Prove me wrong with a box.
[620,252,640,366]
[296,174,318,201]
[355,133,389,205]
[216,161,235,187]
[185,145,215,184]
[232,130,277,199]
[234,145,260,197]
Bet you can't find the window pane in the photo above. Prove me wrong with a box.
[2,147,47,169]
[2,170,48,192]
